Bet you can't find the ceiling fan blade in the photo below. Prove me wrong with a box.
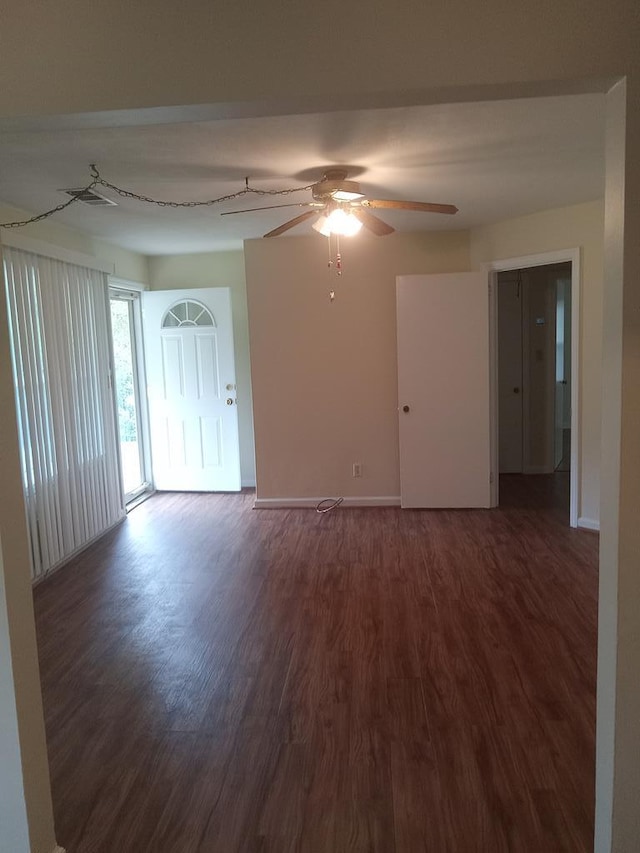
[221,202,320,216]
[351,208,395,236]
[264,210,318,238]
[363,199,458,215]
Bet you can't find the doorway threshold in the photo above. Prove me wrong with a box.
[126,488,156,513]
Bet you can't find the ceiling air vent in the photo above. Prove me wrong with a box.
[60,188,118,206]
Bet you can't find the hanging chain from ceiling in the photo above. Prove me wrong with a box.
[0,164,315,229]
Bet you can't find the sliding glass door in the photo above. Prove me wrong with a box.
[109,288,150,503]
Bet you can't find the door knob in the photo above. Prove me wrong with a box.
[402,405,410,413]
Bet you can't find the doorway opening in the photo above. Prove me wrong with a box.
[488,250,580,526]
[109,286,152,505]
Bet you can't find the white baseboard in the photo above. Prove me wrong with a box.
[253,496,401,509]
[578,516,600,532]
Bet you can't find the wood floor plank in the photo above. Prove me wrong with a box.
[33,475,598,852]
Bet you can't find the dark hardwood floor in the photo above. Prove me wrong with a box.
[33,474,599,852]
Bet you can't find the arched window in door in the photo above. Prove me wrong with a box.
[161,300,215,328]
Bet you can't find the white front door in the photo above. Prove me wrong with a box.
[143,288,240,492]
[396,272,491,508]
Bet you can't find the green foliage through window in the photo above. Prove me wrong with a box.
[110,299,138,443]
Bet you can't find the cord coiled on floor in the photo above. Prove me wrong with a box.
[316,497,344,513]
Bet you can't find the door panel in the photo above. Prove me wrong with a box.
[200,417,223,467]
[498,279,524,473]
[195,336,220,398]
[161,336,185,398]
[143,288,240,492]
[397,272,491,508]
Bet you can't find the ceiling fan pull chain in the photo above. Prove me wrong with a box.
[336,233,342,276]
[326,234,336,301]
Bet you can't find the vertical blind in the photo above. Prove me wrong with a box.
[2,246,123,580]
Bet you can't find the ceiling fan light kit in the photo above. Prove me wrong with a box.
[220,167,458,242]
[312,208,363,237]
[228,166,459,284]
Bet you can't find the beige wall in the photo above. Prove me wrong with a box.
[0,203,149,284]
[246,203,603,516]
[470,200,604,524]
[245,231,470,498]
[147,251,255,485]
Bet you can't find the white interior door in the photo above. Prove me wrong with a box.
[397,272,491,508]
[143,287,240,492]
[498,278,524,473]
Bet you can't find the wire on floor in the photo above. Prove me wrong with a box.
[316,497,344,513]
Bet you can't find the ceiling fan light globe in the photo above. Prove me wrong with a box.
[325,208,363,236]
[312,215,332,236]
[341,215,363,236]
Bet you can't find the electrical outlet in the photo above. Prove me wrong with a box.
[352,462,362,478]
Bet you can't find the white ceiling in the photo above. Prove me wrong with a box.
[0,94,605,255]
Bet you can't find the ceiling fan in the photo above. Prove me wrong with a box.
[221,168,458,237]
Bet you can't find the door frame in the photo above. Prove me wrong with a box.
[109,277,154,503]
[485,248,581,528]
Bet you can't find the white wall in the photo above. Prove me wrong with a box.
[147,251,255,486]
[0,202,149,284]
[470,200,604,525]
[245,230,470,499]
